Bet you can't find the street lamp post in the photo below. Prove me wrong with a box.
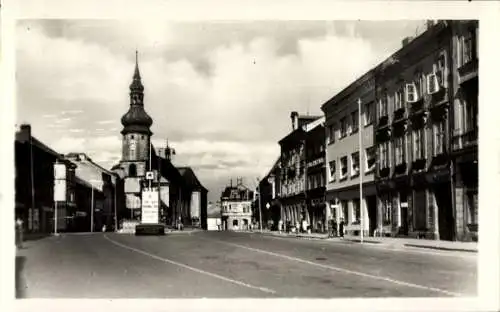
[358,98,364,244]
[89,179,101,233]
[258,185,263,233]
[91,184,94,233]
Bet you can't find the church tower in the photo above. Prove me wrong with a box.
[120,51,153,179]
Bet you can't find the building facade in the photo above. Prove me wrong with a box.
[278,112,323,232]
[304,117,327,232]
[260,157,281,230]
[373,20,478,241]
[322,71,377,237]
[450,20,478,241]
[221,179,253,231]
[15,124,77,234]
[66,153,122,232]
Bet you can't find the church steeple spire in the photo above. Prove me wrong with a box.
[121,50,153,136]
[130,50,144,95]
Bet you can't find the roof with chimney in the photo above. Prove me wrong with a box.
[15,124,75,168]
[221,180,254,201]
[65,153,117,191]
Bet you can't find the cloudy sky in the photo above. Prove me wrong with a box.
[16,19,427,202]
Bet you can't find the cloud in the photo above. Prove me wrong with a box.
[96,120,115,125]
[16,20,423,202]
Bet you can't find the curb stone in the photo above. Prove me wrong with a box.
[404,244,477,253]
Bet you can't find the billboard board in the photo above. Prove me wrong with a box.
[54,179,66,201]
[126,194,141,209]
[141,190,159,224]
[190,191,200,218]
[124,177,141,193]
[54,163,66,180]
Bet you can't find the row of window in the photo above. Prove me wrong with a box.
[281,181,305,196]
[332,189,477,228]
[328,147,376,182]
[378,55,447,117]
[307,173,325,190]
[327,103,374,144]
[379,120,446,169]
[222,204,251,213]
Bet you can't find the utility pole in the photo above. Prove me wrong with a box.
[257,180,263,233]
[358,98,364,244]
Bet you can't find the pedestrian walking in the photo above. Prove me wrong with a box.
[339,218,345,238]
[16,218,24,249]
[278,219,283,234]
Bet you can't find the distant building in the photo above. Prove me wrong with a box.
[65,153,122,232]
[259,157,281,230]
[220,179,253,231]
[111,52,208,229]
[178,167,209,230]
[206,201,222,231]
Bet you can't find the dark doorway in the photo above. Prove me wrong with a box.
[366,195,377,236]
[435,182,454,241]
[400,190,409,236]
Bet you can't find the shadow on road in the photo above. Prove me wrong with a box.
[16,256,27,298]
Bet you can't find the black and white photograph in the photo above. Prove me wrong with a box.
[1,1,499,312]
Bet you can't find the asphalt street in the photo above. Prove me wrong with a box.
[15,231,477,298]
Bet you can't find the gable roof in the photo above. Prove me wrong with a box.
[149,145,186,187]
[177,167,208,192]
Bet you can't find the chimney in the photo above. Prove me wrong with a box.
[17,124,32,143]
[426,20,435,30]
[290,111,299,130]
[402,36,413,47]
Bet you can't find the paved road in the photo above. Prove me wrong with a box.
[16,231,477,298]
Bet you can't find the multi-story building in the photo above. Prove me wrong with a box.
[450,20,478,241]
[374,20,478,241]
[304,116,327,232]
[220,178,253,230]
[15,124,77,234]
[321,71,377,237]
[278,112,323,231]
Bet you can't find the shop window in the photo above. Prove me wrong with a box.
[383,198,392,225]
[353,199,360,224]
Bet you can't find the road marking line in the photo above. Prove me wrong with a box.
[103,235,276,295]
[248,233,476,259]
[200,237,463,297]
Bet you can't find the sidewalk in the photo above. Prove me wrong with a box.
[252,230,477,253]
